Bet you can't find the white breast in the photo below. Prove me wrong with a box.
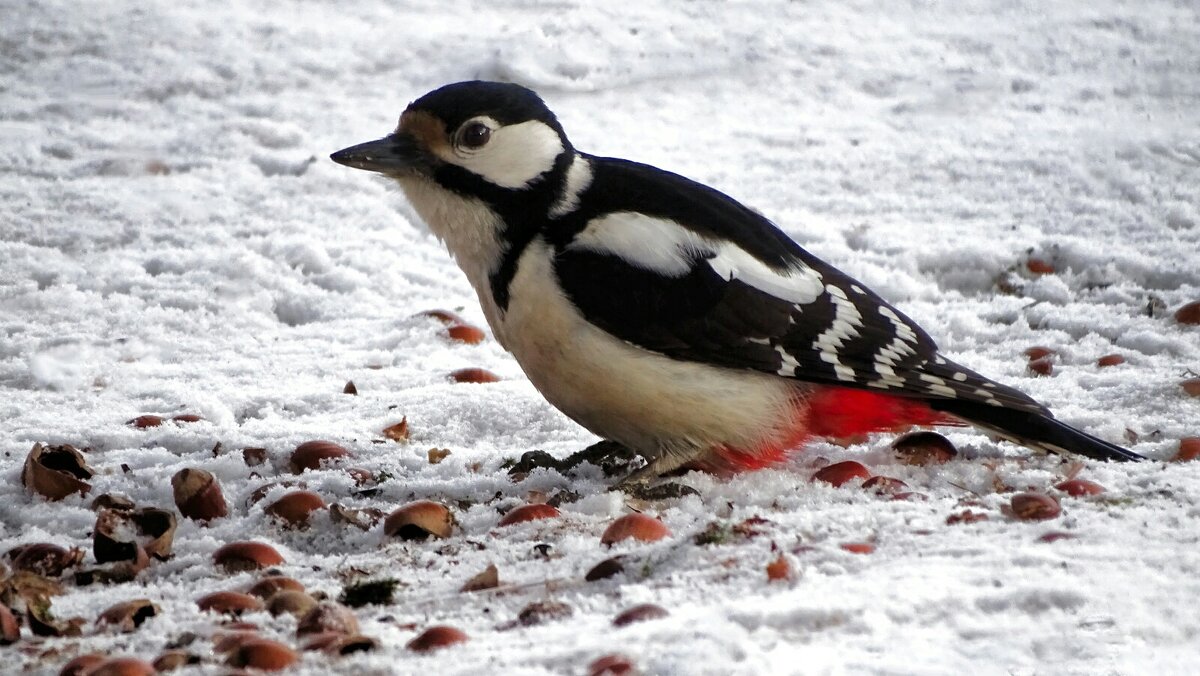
[496,238,804,457]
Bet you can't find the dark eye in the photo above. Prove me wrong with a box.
[459,122,491,149]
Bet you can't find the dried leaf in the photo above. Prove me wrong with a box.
[459,564,498,592]
[382,418,410,442]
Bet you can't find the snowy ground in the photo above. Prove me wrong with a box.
[2,0,1200,673]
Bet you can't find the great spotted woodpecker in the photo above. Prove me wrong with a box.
[331,81,1144,483]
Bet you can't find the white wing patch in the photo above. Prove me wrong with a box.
[568,212,823,303]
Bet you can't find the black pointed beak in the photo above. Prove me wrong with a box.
[330,133,427,174]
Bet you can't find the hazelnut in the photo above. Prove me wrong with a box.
[589,654,637,676]
[213,541,285,573]
[811,460,871,486]
[444,323,485,344]
[600,514,670,545]
[197,591,265,615]
[861,476,907,495]
[1096,354,1125,367]
[227,638,298,671]
[267,590,318,618]
[892,431,958,465]
[1,604,19,645]
[127,415,164,428]
[247,576,305,599]
[449,367,501,383]
[290,440,351,473]
[383,500,453,540]
[840,542,875,554]
[1054,479,1105,496]
[497,503,560,527]
[85,658,155,676]
[171,468,228,522]
[264,490,327,528]
[296,602,360,637]
[1009,492,1061,521]
[406,625,468,652]
[612,603,669,627]
[58,654,106,676]
[1174,437,1200,463]
[1174,300,1200,325]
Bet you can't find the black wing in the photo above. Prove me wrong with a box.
[549,156,1047,415]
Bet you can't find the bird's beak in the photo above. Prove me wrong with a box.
[330,133,428,174]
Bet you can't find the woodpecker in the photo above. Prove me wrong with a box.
[331,81,1144,482]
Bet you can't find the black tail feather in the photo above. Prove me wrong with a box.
[929,400,1146,463]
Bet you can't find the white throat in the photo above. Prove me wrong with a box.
[395,175,506,304]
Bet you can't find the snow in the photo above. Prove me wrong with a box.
[2,0,1199,674]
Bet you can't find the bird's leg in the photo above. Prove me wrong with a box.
[559,440,641,477]
[612,440,705,497]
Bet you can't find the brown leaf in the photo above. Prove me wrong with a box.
[382,418,410,442]
[21,443,94,501]
[459,564,499,592]
[766,554,791,582]
[427,448,451,464]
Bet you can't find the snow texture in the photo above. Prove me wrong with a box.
[2,0,1199,674]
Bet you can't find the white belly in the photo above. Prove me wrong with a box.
[491,238,804,458]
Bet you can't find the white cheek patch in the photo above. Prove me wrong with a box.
[567,212,823,304]
[453,119,564,189]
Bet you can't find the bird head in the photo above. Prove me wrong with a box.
[331,81,573,194]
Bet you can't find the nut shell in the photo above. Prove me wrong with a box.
[9,543,83,577]
[0,604,19,645]
[384,500,453,540]
[1096,354,1125,367]
[498,503,560,527]
[96,599,158,632]
[840,542,875,554]
[172,468,228,522]
[22,443,93,501]
[213,541,285,573]
[290,440,351,473]
[265,490,327,528]
[406,625,468,652]
[600,514,670,545]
